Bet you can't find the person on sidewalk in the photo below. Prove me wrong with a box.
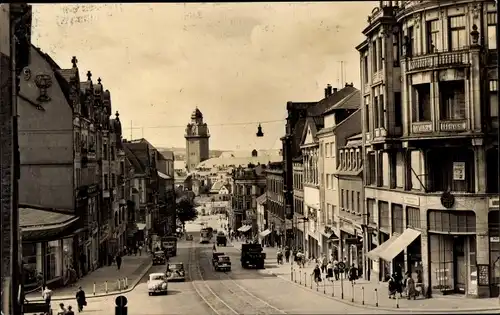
[312,264,322,285]
[284,247,290,263]
[138,245,143,256]
[321,254,328,274]
[348,264,358,284]
[333,260,340,280]
[75,286,87,312]
[41,286,53,307]
[56,303,67,315]
[276,249,283,265]
[116,254,122,270]
[66,305,75,315]
[326,261,333,282]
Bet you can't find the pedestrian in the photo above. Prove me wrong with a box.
[321,254,328,274]
[56,303,67,315]
[326,261,333,281]
[388,274,398,299]
[138,245,143,256]
[42,286,53,307]
[333,260,340,280]
[348,263,358,284]
[312,264,322,285]
[66,306,75,315]
[284,247,290,263]
[75,286,86,312]
[405,272,417,300]
[342,257,349,278]
[116,254,122,270]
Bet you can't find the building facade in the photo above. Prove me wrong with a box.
[292,158,305,250]
[185,107,210,172]
[265,162,285,247]
[359,0,498,298]
[229,164,267,235]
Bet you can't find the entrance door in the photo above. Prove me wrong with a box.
[454,236,466,293]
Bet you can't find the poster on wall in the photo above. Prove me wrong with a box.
[477,264,489,286]
[453,162,465,180]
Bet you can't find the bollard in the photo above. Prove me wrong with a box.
[122,278,126,289]
[362,286,365,305]
[340,274,344,299]
[294,269,297,283]
[304,273,307,288]
[299,270,302,285]
[316,278,319,291]
[323,276,326,294]
[396,294,399,308]
[351,282,355,302]
[93,282,96,295]
[105,281,108,294]
[125,277,128,288]
[117,279,121,291]
[331,282,335,297]
[310,275,312,289]
[374,288,379,307]
[290,265,293,282]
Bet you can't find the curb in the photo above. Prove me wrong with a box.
[264,269,500,313]
[27,261,153,302]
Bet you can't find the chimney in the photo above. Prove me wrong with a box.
[332,88,338,94]
[325,84,333,98]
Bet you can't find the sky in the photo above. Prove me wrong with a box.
[31,2,376,151]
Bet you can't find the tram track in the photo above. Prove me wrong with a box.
[187,239,286,315]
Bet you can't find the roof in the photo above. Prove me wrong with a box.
[124,144,147,174]
[319,85,359,114]
[210,180,226,192]
[300,117,319,146]
[20,207,79,242]
[124,142,150,174]
[256,193,267,205]
[196,155,281,169]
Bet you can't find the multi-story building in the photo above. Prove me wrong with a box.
[185,107,210,172]
[158,150,176,235]
[359,0,498,298]
[256,193,269,244]
[230,164,267,235]
[265,162,285,247]
[292,158,305,250]
[316,84,360,260]
[337,133,364,276]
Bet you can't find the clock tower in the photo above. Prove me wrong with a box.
[185,107,210,172]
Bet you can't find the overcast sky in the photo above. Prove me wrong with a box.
[31,2,375,150]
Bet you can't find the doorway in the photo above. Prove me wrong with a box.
[453,236,466,294]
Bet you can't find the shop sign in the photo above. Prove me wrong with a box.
[403,195,420,206]
[490,236,500,243]
[489,197,499,208]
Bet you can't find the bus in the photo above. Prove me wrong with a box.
[200,228,212,243]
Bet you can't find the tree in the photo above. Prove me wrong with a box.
[176,198,198,229]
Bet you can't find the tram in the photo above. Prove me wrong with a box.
[200,227,212,243]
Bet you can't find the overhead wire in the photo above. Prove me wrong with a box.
[122,118,286,130]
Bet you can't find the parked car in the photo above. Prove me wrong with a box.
[166,262,186,282]
[147,273,168,295]
[152,251,166,265]
[215,255,231,272]
[212,252,225,267]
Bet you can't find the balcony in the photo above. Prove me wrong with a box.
[411,121,433,134]
[438,119,467,132]
[407,50,470,72]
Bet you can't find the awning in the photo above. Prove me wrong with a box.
[259,229,271,237]
[157,171,172,180]
[20,208,80,242]
[136,223,146,230]
[237,225,252,232]
[366,235,399,260]
[378,228,422,262]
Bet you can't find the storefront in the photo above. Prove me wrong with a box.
[20,207,80,288]
[488,208,499,297]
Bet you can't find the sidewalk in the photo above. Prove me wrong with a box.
[26,254,152,302]
[259,259,500,312]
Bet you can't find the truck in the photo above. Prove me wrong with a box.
[161,235,177,257]
[216,233,227,246]
[240,243,266,269]
[200,228,211,243]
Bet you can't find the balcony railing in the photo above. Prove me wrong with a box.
[407,50,470,72]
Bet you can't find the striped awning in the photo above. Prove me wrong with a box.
[237,225,252,232]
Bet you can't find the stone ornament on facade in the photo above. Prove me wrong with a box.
[22,67,31,81]
[470,24,480,46]
[34,73,52,102]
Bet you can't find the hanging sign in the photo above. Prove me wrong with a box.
[452,162,465,180]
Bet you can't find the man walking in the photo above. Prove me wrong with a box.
[75,286,86,312]
[116,254,122,270]
[42,286,53,307]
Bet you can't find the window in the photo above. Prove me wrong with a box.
[377,37,383,70]
[490,80,498,121]
[363,55,369,83]
[103,144,108,160]
[364,96,370,130]
[394,92,402,127]
[428,148,475,193]
[367,152,376,185]
[406,26,415,56]
[340,189,344,208]
[351,191,355,213]
[372,40,378,72]
[391,203,404,234]
[326,173,331,189]
[374,95,379,128]
[356,192,361,215]
[379,201,390,230]
[393,32,400,66]
[439,80,466,120]
[367,199,376,224]
[406,206,421,229]
[426,20,440,53]
[346,190,350,211]
[329,143,334,158]
[325,143,330,157]
[448,15,466,51]
[487,13,497,50]
[428,210,476,233]
[412,84,431,122]
[104,174,108,190]
[379,94,385,128]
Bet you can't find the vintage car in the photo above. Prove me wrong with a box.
[152,251,166,265]
[186,234,193,241]
[212,252,225,267]
[147,273,168,295]
[214,255,231,272]
[166,262,186,282]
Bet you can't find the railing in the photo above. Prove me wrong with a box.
[407,50,470,72]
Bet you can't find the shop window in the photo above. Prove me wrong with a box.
[429,234,455,291]
[22,243,39,285]
[45,240,62,281]
[379,201,390,230]
[428,148,475,193]
[406,206,421,229]
[391,204,404,234]
[489,211,500,289]
[428,210,476,233]
[439,80,466,120]
[412,84,431,122]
